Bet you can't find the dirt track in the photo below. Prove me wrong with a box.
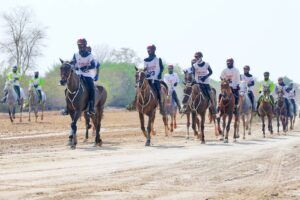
[0,109,300,200]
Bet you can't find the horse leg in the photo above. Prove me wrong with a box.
[174,111,177,129]
[28,105,31,122]
[162,115,169,137]
[145,111,154,146]
[139,112,147,138]
[192,112,199,139]
[268,115,273,135]
[84,111,90,142]
[261,116,266,138]
[277,115,280,134]
[170,115,174,133]
[234,114,239,139]
[186,113,190,139]
[41,103,44,121]
[70,110,81,149]
[248,113,253,135]
[222,115,227,142]
[95,107,104,146]
[34,106,38,122]
[8,107,13,123]
[242,115,246,140]
[19,100,23,123]
[200,112,206,144]
[151,111,156,136]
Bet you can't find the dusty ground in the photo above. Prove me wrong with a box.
[0,109,299,200]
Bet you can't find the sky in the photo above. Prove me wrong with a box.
[0,0,299,83]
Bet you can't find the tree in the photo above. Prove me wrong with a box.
[92,44,112,63]
[110,47,141,65]
[0,6,46,76]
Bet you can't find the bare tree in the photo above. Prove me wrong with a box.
[0,6,46,76]
[110,47,141,65]
[92,44,112,63]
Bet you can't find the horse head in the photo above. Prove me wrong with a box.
[183,70,193,85]
[4,80,14,91]
[135,67,147,89]
[239,81,248,97]
[181,82,193,111]
[59,58,74,86]
[221,79,231,99]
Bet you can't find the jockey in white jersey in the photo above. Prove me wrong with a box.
[192,51,217,114]
[70,38,97,115]
[286,82,297,115]
[240,65,256,111]
[164,64,181,109]
[275,77,290,116]
[220,58,240,114]
[86,46,100,84]
[144,44,165,114]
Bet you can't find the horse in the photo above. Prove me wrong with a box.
[182,81,217,143]
[274,88,289,134]
[288,99,297,130]
[135,68,167,146]
[217,80,238,143]
[59,59,107,149]
[162,86,177,136]
[3,81,24,123]
[258,85,274,137]
[238,81,253,139]
[182,71,199,139]
[28,84,46,122]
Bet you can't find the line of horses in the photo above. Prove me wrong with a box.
[135,68,298,146]
[3,81,46,123]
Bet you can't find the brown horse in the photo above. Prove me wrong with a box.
[258,86,273,137]
[162,86,177,136]
[59,59,107,149]
[275,88,288,134]
[135,68,167,146]
[217,80,238,143]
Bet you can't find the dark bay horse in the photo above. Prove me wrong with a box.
[275,88,288,134]
[59,59,107,149]
[217,80,238,143]
[258,86,273,137]
[135,68,167,146]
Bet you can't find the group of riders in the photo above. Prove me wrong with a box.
[1,38,297,118]
[1,66,44,105]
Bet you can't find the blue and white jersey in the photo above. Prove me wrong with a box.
[193,61,210,84]
[144,57,161,80]
[164,73,179,92]
[72,52,96,78]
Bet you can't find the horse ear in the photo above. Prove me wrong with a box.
[59,58,64,64]
[135,66,138,71]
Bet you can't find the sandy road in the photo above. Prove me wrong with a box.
[0,109,299,200]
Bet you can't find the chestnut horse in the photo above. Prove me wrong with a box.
[59,59,107,149]
[217,80,238,143]
[258,85,274,137]
[135,68,167,146]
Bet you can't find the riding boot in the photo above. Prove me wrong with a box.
[172,91,181,110]
[88,100,96,115]
[62,106,69,115]
[208,91,217,115]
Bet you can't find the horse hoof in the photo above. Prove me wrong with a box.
[71,145,76,150]
[201,140,205,144]
[224,139,229,143]
[236,134,240,139]
[83,139,88,143]
[145,141,151,146]
[243,137,245,140]
[219,137,224,141]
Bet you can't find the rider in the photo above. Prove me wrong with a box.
[70,38,96,115]
[240,65,255,111]
[163,64,181,110]
[144,44,165,114]
[1,65,22,104]
[86,46,100,83]
[192,51,217,114]
[29,71,44,103]
[257,71,275,112]
[220,58,240,114]
[286,82,297,115]
[275,77,290,116]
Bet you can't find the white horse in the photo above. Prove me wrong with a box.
[3,81,24,123]
[238,81,253,139]
[28,84,46,122]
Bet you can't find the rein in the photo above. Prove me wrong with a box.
[136,78,156,113]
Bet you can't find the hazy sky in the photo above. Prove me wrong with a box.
[0,0,299,83]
